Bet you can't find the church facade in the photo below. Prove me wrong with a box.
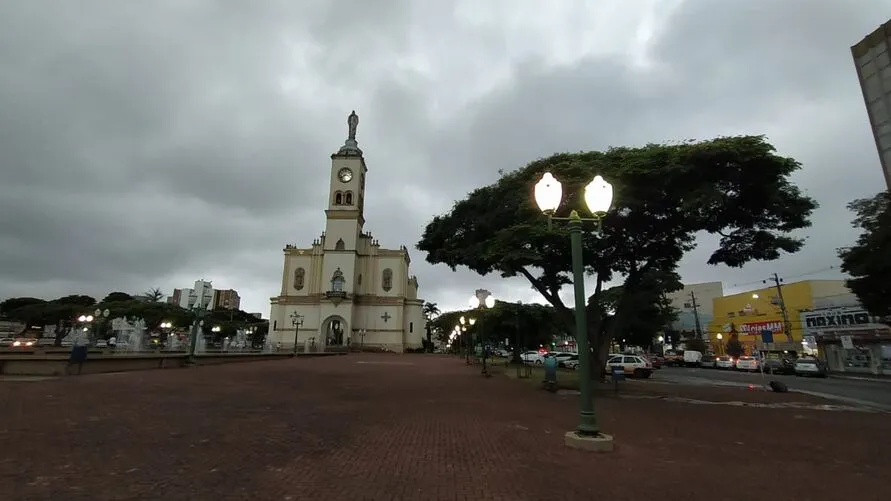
[268,111,426,352]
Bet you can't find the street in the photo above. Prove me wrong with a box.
[655,366,891,410]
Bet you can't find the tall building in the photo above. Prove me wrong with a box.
[852,19,891,190]
[169,280,240,311]
[268,111,425,352]
[665,282,724,337]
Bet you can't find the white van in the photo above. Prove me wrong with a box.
[683,350,703,367]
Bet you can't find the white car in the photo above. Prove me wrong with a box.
[735,356,760,372]
[716,356,735,369]
[550,352,576,363]
[606,355,653,378]
[521,351,545,364]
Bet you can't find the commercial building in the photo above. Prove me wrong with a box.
[852,19,891,190]
[708,280,850,353]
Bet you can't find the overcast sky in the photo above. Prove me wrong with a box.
[1,0,889,316]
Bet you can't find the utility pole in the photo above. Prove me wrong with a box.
[688,291,704,340]
[765,273,793,342]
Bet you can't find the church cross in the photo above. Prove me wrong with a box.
[381,312,392,323]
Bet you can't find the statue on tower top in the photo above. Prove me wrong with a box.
[335,109,363,156]
[347,110,359,140]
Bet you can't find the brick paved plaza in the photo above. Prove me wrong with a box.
[1,354,887,501]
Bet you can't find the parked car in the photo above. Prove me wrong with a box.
[663,351,684,367]
[763,358,795,375]
[606,355,653,378]
[0,337,14,347]
[716,355,735,370]
[735,356,760,372]
[648,355,664,369]
[683,350,703,367]
[699,355,717,368]
[550,352,576,364]
[521,351,545,365]
[794,357,828,378]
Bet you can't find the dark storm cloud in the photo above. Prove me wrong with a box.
[1,0,889,314]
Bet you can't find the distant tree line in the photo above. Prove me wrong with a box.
[0,290,267,346]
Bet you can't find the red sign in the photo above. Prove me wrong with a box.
[739,321,783,334]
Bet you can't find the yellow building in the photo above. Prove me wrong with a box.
[707,280,850,354]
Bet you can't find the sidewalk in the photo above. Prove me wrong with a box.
[830,373,891,383]
[0,354,887,501]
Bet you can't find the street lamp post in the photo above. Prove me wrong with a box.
[77,314,94,345]
[186,307,207,365]
[469,289,496,377]
[358,328,366,351]
[459,317,471,365]
[716,333,724,355]
[534,171,614,446]
[290,311,304,356]
[160,321,174,350]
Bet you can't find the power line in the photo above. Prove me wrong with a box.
[728,265,844,289]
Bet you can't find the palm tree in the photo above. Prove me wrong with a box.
[144,288,165,303]
[422,301,440,351]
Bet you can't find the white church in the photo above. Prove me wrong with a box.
[268,111,426,352]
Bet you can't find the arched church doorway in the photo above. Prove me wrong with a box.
[322,316,348,346]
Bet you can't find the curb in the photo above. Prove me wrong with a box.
[829,375,891,383]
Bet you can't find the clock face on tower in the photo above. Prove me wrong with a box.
[338,168,353,183]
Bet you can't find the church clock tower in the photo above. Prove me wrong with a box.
[324,110,367,252]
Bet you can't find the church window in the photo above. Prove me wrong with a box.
[358,274,362,285]
[382,268,393,292]
[335,238,345,251]
[334,191,343,205]
[273,320,277,330]
[293,267,306,291]
[409,322,413,333]
[345,191,353,205]
[330,268,345,292]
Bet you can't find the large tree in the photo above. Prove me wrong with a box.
[418,136,816,376]
[838,191,891,320]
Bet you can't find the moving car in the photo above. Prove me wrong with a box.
[735,356,760,372]
[794,357,828,378]
[521,351,545,365]
[763,358,795,375]
[715,355,735,370]
[606,355,653,378]
[683,350,703,368]
[558,354,578,369]
[700,355,717,368]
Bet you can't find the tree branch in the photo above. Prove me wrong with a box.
[517,267,567,311]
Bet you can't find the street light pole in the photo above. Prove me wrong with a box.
[534,171,614,445]
[568,210,599,435]
[469,289,495,377]
[290,311,304,356]
[186,307,206,365]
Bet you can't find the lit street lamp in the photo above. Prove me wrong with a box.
[290,311,304,356]
[469,289,495,377]
[716,333,724,355]
[534,171,614,445]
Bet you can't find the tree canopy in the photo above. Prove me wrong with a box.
[430,300,564,353]
[418,136,816,372]
[838,191,891,319]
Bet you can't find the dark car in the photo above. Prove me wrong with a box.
[763,358,795,375]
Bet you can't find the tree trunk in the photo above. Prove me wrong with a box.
[53,322,68,347]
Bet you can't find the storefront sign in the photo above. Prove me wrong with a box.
[800,307,880,331]
[739,321,783,334]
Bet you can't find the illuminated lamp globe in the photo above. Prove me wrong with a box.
[484,295,495,309]
[534,172,562,213]
[584,175,613,214]
[469,295,480,309]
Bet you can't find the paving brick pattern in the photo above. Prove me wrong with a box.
[0,354,887,501]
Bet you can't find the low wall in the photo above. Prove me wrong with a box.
[0,351,345,377]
